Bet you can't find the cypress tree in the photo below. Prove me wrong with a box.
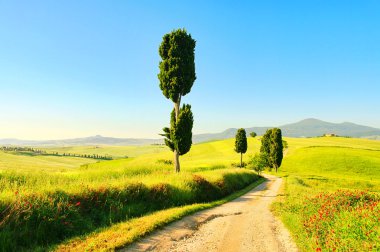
[270,128,283,172]
[260,128,284,172]
[161,105,194,156]
[260,129,272,162]
[158,29,196,172]
[235,128,248,167]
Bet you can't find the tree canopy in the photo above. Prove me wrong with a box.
[158,29,196,103]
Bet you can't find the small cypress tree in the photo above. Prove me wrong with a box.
[160,104,194,156]
[235,128,248,167]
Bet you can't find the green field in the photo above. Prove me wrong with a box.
[0,150,97,173]
[1,136,379,251]
[40,145,167,159]
[272,137,380,251]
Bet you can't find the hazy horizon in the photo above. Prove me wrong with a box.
[1,1,379,140]
[0,118,379,141]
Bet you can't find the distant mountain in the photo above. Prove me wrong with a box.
[0,135,163,147]
[1,119,379,146]
[193,127,270,143]
[279,118,380,138]
[193,118,380,143]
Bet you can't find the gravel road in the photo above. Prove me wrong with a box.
[122,174,298,252]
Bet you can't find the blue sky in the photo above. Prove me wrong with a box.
[0,1,379,139]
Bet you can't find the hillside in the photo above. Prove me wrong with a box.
[0,137,261,251]
[194,118,380,142]
[280,118,380,137]
[1,136,380,251]
[271,137,380,251]
[0,135,163,146]
[1,119,379,146]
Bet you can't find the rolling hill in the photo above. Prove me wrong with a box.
[193,118,380,142]
[0,135,163,146]
[1,119,379,146]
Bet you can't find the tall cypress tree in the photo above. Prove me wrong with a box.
[158,29,196,172]
[235,128,248,167]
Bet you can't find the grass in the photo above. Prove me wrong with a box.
[0,138,262,251]
[271,137,380,251]
[0,151,97,173]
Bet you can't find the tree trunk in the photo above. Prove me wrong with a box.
[174,150,180,172]
[173,96,181,172]
[240,153,243,168]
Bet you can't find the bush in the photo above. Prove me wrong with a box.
[231,162,247,168]
[249,153,269,175]
[156,159,173,165]
[190,175,221,202]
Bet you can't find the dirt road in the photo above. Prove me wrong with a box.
[123,175,298,252]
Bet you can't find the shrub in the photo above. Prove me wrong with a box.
[190,175,221,202]
[249,153,269,175]
[231,162,247,168]
[156,159,173,165]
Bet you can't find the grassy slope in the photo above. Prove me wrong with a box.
[58,137,380,251]
[40,145,167,159]
[0,138,262,251]
[272,137,380,251]
[0,151,97,173]
[0,138,261,199]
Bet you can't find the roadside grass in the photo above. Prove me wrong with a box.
[53,177,265,252]
[271,137,380,251]
[0,169,261,251]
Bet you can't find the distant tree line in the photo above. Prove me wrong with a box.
[1,146,47,153]
[0,146,113,160]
